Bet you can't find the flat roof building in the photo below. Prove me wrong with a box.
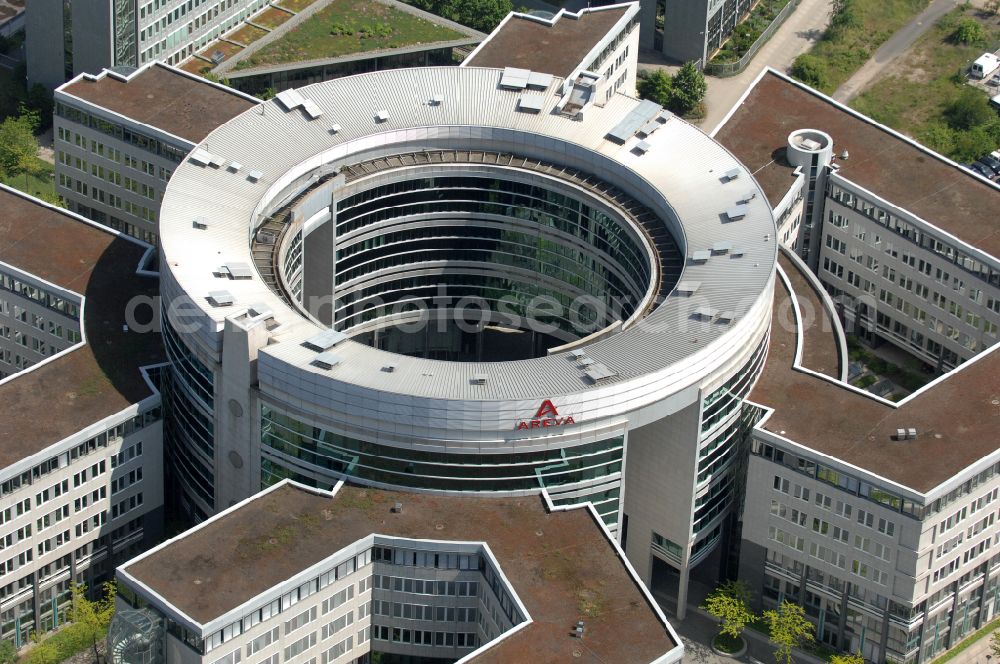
[153,64,777,625]
[710,70,1000,664]
[26,0,274,89]
[464,4,639,104]
[0,186,165,645]
[53,63,258,243]
[112,481,683,664]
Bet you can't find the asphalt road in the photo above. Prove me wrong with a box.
[832,0,971,102]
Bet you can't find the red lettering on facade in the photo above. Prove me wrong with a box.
[513,401,577,431]
[535,399,558,419]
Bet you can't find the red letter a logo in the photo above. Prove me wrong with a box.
[535,399,558,419]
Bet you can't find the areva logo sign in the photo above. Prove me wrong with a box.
[514,399,575,430]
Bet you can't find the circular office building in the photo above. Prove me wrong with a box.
[158,66,776,589]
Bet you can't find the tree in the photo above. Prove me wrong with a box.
[944,87,994,131]
[26,85,54,133]
[637,69,673,107]
[0,640,15,664]
[69,581,118,664]
[791,54,829,90]
[830,652,864,664]
[952,17,987,45]
[762,600,815,664]
[668,61,707,116]
[0,108,41,182]
[703,580,757,641]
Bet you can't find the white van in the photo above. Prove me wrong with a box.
[971,53,1000,79]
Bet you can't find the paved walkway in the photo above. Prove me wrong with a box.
[653,589,825,664]
[943,624,1000,664]
[638,0,835,132]
[832,0,969,102]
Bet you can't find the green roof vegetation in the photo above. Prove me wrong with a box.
[234,0,466,70]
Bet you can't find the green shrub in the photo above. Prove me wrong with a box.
[951,17,986,44]
[791,54,829,89]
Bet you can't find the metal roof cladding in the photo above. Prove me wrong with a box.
[158,66,777,402]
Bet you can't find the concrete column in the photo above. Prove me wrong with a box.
[878,606,891,663]
[32,573,41,633]
[978,567,992,629]
[836,584,850,648]
[945,583,961,649]
[677,563,690,620]
[216,309,273,510]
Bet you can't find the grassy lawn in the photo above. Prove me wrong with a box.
[1,159,57,203]
[851,6,1000,159]
[236,0,465,68]
[278,0,321,11]
[793,0,931,94]
[929,619,1000,664]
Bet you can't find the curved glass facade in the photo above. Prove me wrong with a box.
[314,175,661,341]
[162,315,215,518]
[691,335,769,538]
[259,404,624,525]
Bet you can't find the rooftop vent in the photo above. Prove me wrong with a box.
[585,363,618,383]
[312,351,342,370]
[329,124,341,134]
[471,373,488,385]
[893,427,919,440]
[208,154,226,169]
[731,246,745,257]
[694,306,717,320]
[606,99,662,144]
[675,281,701,295]
[247,170,264,183]
[499,67,530,90]
[219,262,253,280]
[192,216,209,230]
[569,349,586,359]
[275,88,305,111]
[579,357,595,367]
[712,241,732,254]
[207,290,234,307]
[382,364,397,373]
[302,99,323,120]
[375,110,390,123]
[429,93,444,106]
[724,168,740,181]
[718,311,735,323]
[725,204,749,221]
[740,191,757,203]
[304,329,347,352]
[691,250,711,263]
[517,94,544,113]
[634,140,651,155]
[228,162,243,173]
[391,502,403,513]
[638,119,661,137]
[527,71,553,89]
[189,149,213,167]
[248,303,272,318]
